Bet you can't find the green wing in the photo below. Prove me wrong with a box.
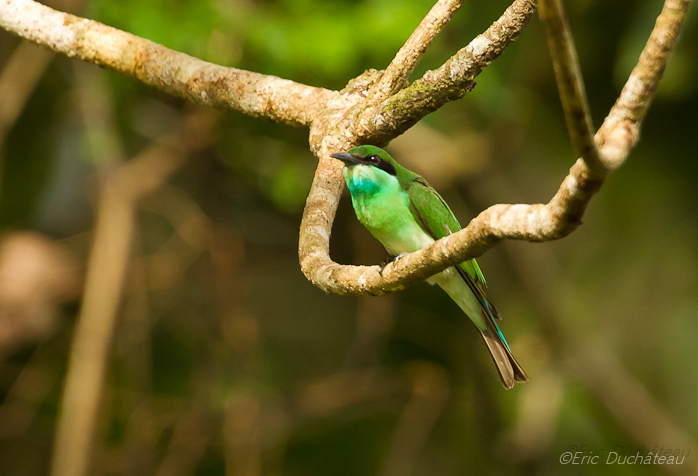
[406,177,501,320]
[405,175,528,387]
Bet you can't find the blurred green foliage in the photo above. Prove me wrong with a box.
[0,0,697,475]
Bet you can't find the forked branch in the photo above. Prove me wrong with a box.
[299,0,691,295]
[370,0,466,100]
[299,0,539,294]
[368,0,538,144]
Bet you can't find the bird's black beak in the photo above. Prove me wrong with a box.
[330,151,360,166]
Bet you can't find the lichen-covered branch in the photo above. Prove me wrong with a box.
[371,0,466,101]
[366,0,537,143]
[0,0,338,126]
[539,0,604,175]
[305,0,537,150]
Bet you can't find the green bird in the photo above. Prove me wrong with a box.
[331,145,527,389]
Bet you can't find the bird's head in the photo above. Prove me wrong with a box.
[331,146,401,195]
[330,145,397,177]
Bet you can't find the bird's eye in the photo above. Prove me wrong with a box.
[367,155,380,163]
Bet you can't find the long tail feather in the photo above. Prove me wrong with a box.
[480,315,528,389]
[450,265,527,388]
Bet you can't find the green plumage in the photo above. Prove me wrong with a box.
[331,145,527,389]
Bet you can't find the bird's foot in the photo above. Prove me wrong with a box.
[379,253,409,275]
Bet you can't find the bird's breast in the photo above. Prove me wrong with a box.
[350,189,433,255]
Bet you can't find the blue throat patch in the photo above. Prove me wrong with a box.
[344,166,385,196]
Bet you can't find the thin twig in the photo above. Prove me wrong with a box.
[371,0,466,101]
[0,0,337,126]
[539,0,604,175]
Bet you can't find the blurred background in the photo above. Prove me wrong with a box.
[0,0,697,475]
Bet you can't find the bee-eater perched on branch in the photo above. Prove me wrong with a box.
[331,145,527,389]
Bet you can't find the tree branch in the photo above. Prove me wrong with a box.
[0,0,338,126]
[371,0,466,101]
[299,0,690,295]
[539,0,604,175]
[366,0,537,144]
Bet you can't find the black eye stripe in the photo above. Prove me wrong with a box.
[376,160,396,176]
[359,154,396,176]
